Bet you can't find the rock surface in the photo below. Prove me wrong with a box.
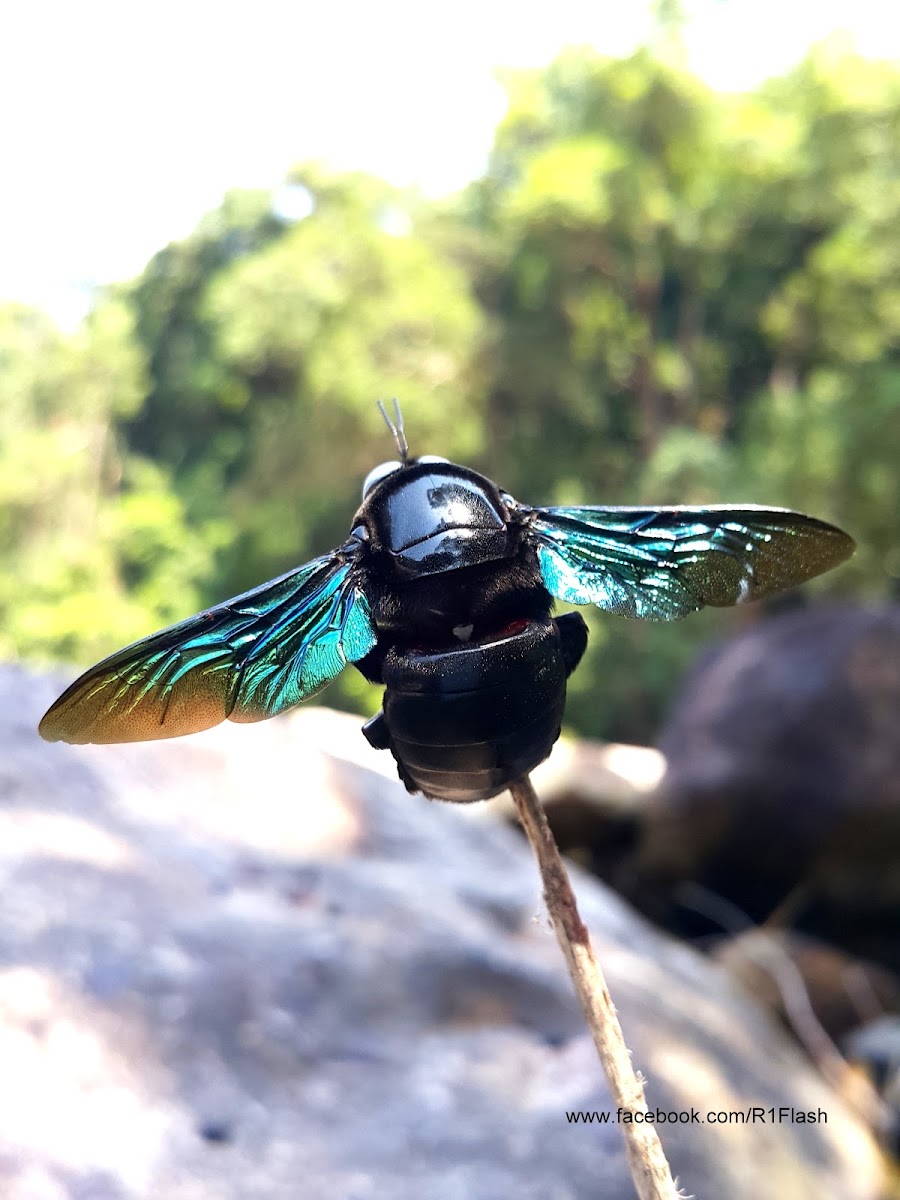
[0,665,885,1199]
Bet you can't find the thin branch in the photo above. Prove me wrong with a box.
[510,774,682,1200]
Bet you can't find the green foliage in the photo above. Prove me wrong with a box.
[0,302,217,665]
[8,43,900,742]
[200,166,485,596]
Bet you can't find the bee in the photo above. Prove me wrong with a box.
[40,401,854,802]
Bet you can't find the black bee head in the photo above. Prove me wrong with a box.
[355,459,515,579]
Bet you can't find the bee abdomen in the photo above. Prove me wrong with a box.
[376,620,567,803]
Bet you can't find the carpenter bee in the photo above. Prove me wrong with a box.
[39,401,855,802]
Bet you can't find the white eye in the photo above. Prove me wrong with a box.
[362,460,403,498]
[415,455,449,466]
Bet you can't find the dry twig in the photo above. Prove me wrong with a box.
[510,774,682,1200]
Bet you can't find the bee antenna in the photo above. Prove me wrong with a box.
[377,398,409,464]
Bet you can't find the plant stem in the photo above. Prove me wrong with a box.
[509,774,682,1200]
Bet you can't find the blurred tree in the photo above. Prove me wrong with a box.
[460,43,900,737]
[0,302,216,665]
[125,187,288,516]
[201,165,485,596]
[11,43,900,743]
[467,48,721,503]
[708,49,900,610]
[116,169,485,717]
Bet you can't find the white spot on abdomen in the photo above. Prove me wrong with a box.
[737,566,755,604]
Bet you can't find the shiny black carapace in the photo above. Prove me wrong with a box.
[40,401,855,802]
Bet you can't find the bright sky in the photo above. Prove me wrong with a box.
[2,0,898,326]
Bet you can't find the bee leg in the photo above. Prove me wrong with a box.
[362,710,391,750]
[353,644,387,684]
[554,611,589,677]
[361,710,421,795]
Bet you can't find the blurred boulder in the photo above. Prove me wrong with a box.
[626,606,900,971]
[0,665,885,1200]
[713,928,900,1144]
[715,930,900,1047]
[495,737,665,877]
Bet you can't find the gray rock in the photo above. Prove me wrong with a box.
[0,665,884,1199]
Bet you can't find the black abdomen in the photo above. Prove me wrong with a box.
[374,620,568,803]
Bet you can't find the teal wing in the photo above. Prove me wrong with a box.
[529,505,855,620]
[39,550,376,744]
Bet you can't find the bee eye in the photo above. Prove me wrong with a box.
[362,460,403,498]
[415,455,449,466]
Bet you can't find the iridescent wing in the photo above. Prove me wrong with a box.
[39,549,376,744]
[527,505,854,620]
